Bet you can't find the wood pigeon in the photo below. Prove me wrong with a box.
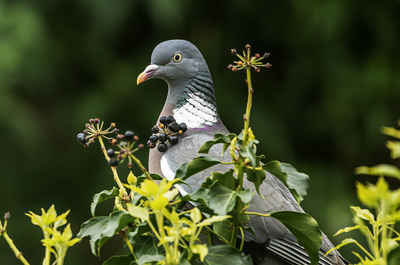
[137,39,348,265]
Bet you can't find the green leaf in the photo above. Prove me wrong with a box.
[103,253,134,265]
[133,254,165,265]
[175,156,221,181]
[208,182,252,216]
[198,133,236,154]
[77,211,135,256]
[181,187,210,206]
[211,169,237,190]
[202,245,252,265]
[245,155,266,198]
[388,245,400,265]
[270,211,322,265]
[240,139,259,168]
[213,219,233,242]
[90,188,120,217]
[131,235,159,258]
[355,164,400,180]
[262,161,309,203]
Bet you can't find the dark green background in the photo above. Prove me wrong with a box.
[1,0,399,264]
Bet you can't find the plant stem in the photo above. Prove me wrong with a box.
[123,234,137,260]
[130,154,153,180]
[97,136,128,196]
[1,231,30,265]
[243,211,271,218]
[242,62,254,145]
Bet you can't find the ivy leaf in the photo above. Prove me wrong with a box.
[131,235,159,258]
[103,253,134,265]
[77,211,135,256]
[245,155,266,198]
[240,139,259,168]
[133,254,165,265]
[208,182,252,215]
[181,187,209,206]
[211,169,237,190]
[198,133,236,154]
[175,156,221,181]
[90,187,119,217]
[269,211,322,265]
[262,161,309,203]
[126,204,149,220]
[355,164,400,180]
[202,245,253,265]
[388,245,400,265]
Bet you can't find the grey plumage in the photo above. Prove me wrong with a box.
[138,39,348,265]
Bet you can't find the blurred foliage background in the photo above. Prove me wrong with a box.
[0,0,399,264]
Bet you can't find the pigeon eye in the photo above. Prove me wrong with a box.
[173,53,182,62]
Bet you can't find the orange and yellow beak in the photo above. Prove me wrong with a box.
[137,64,160,85]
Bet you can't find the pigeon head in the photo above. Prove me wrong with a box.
[137,40,210,86]
[137,40,224,130]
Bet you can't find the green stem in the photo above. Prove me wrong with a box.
[43,236,51,265]
[243,211,271,218]
[97,136,128,196]
[242,59,254,145]
[123,234,137,260]
[1,230,30,265]
[130,154,153,180]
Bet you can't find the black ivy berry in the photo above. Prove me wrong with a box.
[77,133,86,144]
[107,149,115,157]
[158,134,167,143]
[147,140,156,149]
[158,143,168,152]
[124,131,135,140]
[169,122,179,132]
[109,158,118,167]
[159,116,167,125]
[151,126,159,134]
[165,115,175,124]
[149,135,158,143]
[179,123,187,133]
[169,135,179,145]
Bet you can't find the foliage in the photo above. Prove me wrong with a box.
[328,121,400,265]
[0,44,325,265]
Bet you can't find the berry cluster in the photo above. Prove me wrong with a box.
[228,44,271,73]
[147,115,187,153]
[107,130,144,168]
[77,118,118,147]
[76,118,143,168]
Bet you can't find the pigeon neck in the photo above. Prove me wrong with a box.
[171,72,220,129]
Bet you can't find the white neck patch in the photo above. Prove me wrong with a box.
[173,92,217,128]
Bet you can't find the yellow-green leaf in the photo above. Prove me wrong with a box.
[127,171,137,186]
[333,225,362,236]
[386,141,400,159]
[355,164,400,180]
[191,244,208,262]
[190,208,202,224]
[42,205,57,226]
[163,188,179,201]
[126,204,149,220]
[356,182,379,208]
[198,215,231,227]
[141,179,160,197]
[351,206,375,223]
[149,196,168,211]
